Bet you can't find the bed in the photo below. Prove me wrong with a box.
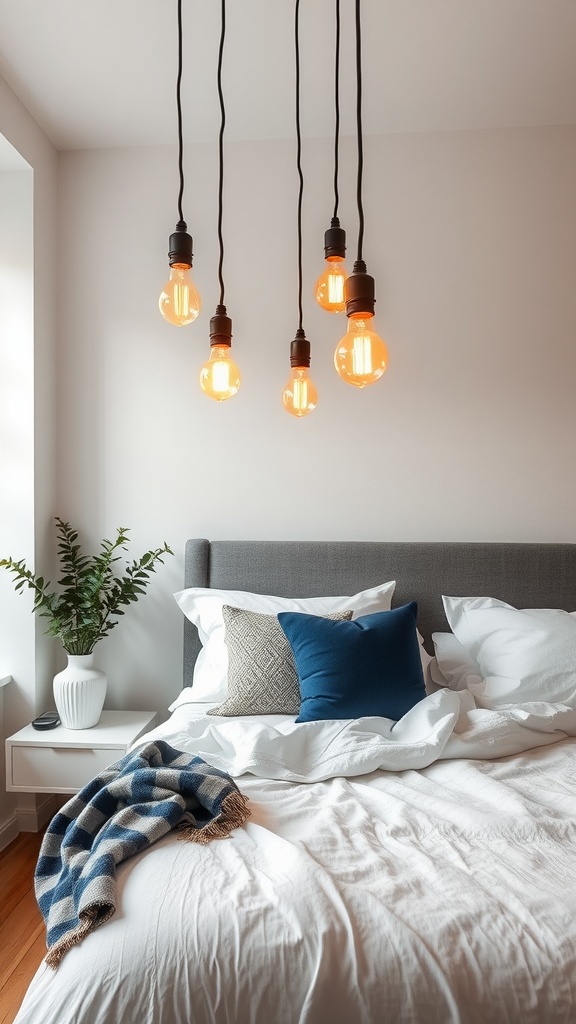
[15,539,576,1024]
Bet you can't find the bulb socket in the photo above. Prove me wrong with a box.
[168,220,193,267]
[345,260,376,317]
[290,327,311,368]
[324,217,346,259]
[209,305,232,347]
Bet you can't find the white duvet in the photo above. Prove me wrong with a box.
[15,693,576,1024]
[143,687,576,780]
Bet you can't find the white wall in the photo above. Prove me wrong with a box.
[55,125,576,715]
[0,165,34,692]
[0,79,58,734]
[0,166,33,843]
[0,77,58,839]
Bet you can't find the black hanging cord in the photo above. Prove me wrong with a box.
[332,0,341,221]
[355,0,365,263]
[217,0,226,306]
[176,0,185,224]
[295,0,304,330]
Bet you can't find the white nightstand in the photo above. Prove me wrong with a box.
[5,710,157,794]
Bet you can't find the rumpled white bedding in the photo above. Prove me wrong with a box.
[139,688,576,781]
[15,695,576,1024]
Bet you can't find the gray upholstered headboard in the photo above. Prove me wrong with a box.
[182,539,576,689]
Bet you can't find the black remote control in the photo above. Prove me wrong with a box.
[31,712,61,730]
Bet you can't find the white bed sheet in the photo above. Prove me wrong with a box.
[15,701,576,1024]
[150,689,576,779]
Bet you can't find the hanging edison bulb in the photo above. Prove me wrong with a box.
[159,266,201,326]
[316,257,347,313]
[316,218,348,313]
[200,307,240,401]
[283,329,317,418]
[335,315,388,387]
[159,222,202,327]
[200,345,241,401]
[283,367,318,417]
[334,261,388,388]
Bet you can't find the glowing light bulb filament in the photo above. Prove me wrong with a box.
[328,272,345,306]
[293,376,309,413]
[172,267,192,320]
[199,342,240,402]
[212,360,232,396]
[352,325,373,376]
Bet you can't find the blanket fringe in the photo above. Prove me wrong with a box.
[177,790,250,844]
[45,903,114,969]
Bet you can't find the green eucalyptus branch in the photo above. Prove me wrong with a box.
[0,519,173,655]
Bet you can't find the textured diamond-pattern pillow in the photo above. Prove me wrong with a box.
[208,605,353,717]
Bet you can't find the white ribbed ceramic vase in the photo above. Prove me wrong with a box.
[53,654,107,729]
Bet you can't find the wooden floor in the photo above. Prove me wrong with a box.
[0,831,46,1024]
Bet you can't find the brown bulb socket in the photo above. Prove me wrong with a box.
[209,306,232,347]
[168,221,193,266]
[324,218,346,259]
[345,262,376,317]
[290,328,311,368]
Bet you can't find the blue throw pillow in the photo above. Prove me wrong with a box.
[277,602,426,723]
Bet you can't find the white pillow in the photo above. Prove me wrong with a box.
[443,596,576,708]
[175,580,396,702]
[429,631,483,692]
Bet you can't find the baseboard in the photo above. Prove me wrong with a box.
[0,813,19,852]
[16,794,59,833]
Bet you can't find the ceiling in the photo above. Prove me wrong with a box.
[1,0,575,153]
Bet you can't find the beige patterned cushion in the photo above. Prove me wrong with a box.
[208,605,353,717]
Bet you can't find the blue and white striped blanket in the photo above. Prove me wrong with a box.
[35,740,250,968]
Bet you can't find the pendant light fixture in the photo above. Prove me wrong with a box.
[334,0,388,387]
[283,0,317,418]
[159,0,201,327]
[199,0,241,401]
[315,0,348,314]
